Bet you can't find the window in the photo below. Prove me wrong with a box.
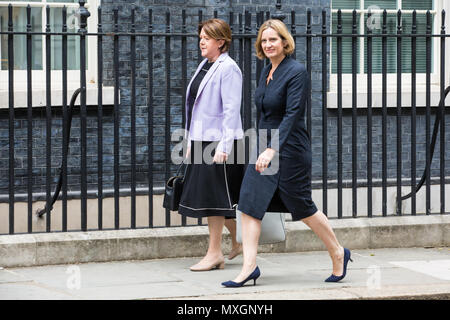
[0,1,85,71]
[331,0,435,75]
[0,0,103,108]
[329,0,449,108]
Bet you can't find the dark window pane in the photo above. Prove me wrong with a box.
[332,0,360,10]
[50,6,86,70]
[402,0,433,10]
[364,0,397,10]
[364,13,433,73]
[332,13,360,74]
[0,6,42,70]
[364,13,397,73]
[401,13,434,73]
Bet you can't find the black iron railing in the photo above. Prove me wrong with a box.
[0,1,448,235]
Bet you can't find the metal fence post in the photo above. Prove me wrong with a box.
[440,10,446,215]
[271,0,286,21]
[8,4,14,234]
[77,0,90,231]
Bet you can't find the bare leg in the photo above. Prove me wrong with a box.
[301,210,345,276]
[232,212,261,282]
[224,219,238,247]
[224,219,242,258]
[190,216,225,269]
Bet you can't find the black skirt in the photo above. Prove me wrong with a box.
[178,140,245,219]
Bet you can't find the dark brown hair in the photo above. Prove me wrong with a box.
[198,18,232,53]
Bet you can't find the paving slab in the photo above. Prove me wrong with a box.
[0,247,448,300]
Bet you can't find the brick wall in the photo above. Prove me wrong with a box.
[1,0,450,197]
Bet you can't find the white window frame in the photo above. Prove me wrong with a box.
[328,0,450,108]
[0,0,113,108]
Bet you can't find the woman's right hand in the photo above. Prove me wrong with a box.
[255,148,276,173]
[185,146,191,159]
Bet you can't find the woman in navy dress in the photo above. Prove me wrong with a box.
[221,19,352,288]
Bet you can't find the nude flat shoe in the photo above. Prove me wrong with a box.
[190,258,225,272]
[227,244,243,260]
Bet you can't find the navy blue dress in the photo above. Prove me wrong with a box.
[238,56,317,221]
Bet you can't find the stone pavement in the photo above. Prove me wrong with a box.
[0,247,449,300]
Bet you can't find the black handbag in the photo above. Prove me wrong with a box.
[163,163,187,211]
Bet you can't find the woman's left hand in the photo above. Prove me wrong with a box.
[256,148,276,173]
[213,151,228,163]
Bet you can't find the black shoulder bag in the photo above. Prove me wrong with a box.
[163,162,187,211]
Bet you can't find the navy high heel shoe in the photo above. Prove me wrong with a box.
[221,266,261,288]
[325,248,353,282]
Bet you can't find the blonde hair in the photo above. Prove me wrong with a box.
[254,19,295,60]
[198,19,232,53]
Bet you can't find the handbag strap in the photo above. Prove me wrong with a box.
[175,159,188,181]
[175,161,184,175]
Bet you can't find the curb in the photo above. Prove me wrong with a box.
[0,215,449,268]
[157,283,450,300]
